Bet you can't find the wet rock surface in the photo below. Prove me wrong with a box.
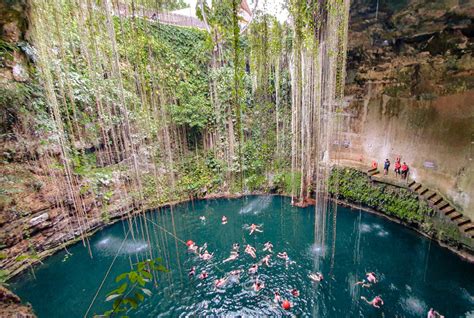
[0,286,35,317]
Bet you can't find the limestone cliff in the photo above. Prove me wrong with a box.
[340,0,474,217]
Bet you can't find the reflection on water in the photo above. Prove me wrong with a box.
[10,196,474,317]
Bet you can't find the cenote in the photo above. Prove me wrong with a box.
[10,196,474,317]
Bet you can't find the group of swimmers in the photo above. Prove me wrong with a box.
[187,217,327,310]
[354,272,444,316]
[189,215,444,315]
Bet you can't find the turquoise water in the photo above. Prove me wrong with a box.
[10,196,474,317]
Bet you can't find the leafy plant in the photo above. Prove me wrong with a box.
[97,258,167,318]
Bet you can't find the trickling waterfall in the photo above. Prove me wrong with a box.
[288,0,351,264]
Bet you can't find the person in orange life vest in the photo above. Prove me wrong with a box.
[401,162,409,179]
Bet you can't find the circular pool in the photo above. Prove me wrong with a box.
[10,196,474,317]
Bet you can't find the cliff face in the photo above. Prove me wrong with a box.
[339,0,474,217]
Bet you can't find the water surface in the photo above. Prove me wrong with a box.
[11,196,474,317]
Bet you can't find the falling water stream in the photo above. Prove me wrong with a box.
[10,196,474,317]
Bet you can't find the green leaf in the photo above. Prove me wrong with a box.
[141,288,152,297]
[124,297,138,309]
[135,292,144,302]
[105,294,121,302]
[115,273,128,283]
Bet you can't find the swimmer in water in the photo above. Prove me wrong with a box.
[215,277,228,289]
[263,241,273,253]
[200,250,213,261]
[199,216,206,221]
[260,254,271,267]
[232,243,240,251]
[355,272,377,288]
[291,289,300,297]
[253,277,265,292]
[366,272,377,284]
[277,252,289,260]
[221,216,228,224]
[361,295,384,308]
[245,244,257,258]
[274,290,281,303]
[198,271,208,279]
[427,308,444,318]
[223,251,239,263]
[248,264,258,275]
[188,243,198,254]
[249,223,263,235]
[308,272,323,282]
[188,266,195,277]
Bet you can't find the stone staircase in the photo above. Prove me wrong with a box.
[407,181,474,240]
[364,166,474,240]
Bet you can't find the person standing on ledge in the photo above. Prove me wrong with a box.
[394,158,401,176]
[384,159,390,175]
[401,162,409,179]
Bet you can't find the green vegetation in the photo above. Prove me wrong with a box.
[97,258,167,318]
[329,167,433,222]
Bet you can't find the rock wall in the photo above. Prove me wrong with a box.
[338,0,474,218]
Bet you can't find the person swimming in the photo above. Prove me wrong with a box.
[200,250,213,261]
[361,295,384,308]
[367,272,377,284]
[215,277,228,289]
[273,290,281,303]
[308,272,323,282]
[263,241,273,253]
[260,254,271,267]
[188,266,196,277]
[245,244,257,258]
[232,243,240,251]
[253,278,265,292]
[199,216,206,221]
[248,264,258,274]
[355,272,377,288]
[223,251,239,263]
[188,241,199,254]
[427,308,444,318]
[277,252,289,260]
[221,216,228,224]
[291,289,300,297]
[249,223,263,235]
[198,271,208,279]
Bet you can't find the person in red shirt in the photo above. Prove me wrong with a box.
[394,159,401,176]
[401,162,409,179]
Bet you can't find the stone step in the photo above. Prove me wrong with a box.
[449,211,463,221]
[438,201,450,210]
[412,183,423,192]
[417,187,429,195]
[408,180,417,188]
[455,216,471,226]
[459,222,474,233]
[423,191,437,200]
[443,207,456,216]
[429,195,443,205]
